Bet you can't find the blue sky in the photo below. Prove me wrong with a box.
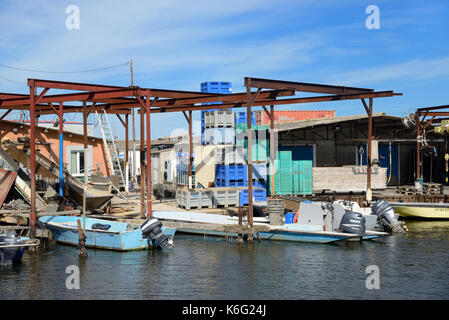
[1,0,448,139]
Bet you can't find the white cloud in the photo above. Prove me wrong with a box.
[326,56,449,86]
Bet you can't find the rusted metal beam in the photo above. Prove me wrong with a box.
[361,98,369,115]
[269,105,275,196]
[149,91,400,114]
[58,101,64,197]
[0,109,12,121]
[262,105,273,121]
[182,111,189,123]
[416,112,422,180]
[417,104,449,112]
[29,80,37,241]
[116,114,126,127]
[419,112,449,117]
[28,78,219,99]
[245,77,374,94]
[422,116,436,130]
[145,90,152,218]
[1,88,138,107]
[366,98,373,202]
[188,110,193,189]
[34,88,49,104]
[150,89,295,108]
[125,113,129,192]
[87,102,96,117]
[47,102,59,116]
[246,83,256,238]
[140,98,145,219]
[105,89,294,110]
[37,107,131,115]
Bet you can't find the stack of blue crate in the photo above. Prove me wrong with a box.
[215,164,247,187]
[201,82,232,145]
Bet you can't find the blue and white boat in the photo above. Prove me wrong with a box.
[0,233,38,265]
[151,209,389,244]
[38,216,176,251]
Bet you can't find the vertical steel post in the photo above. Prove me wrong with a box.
[79,101,88,258]
[130,59,137,183]
[82,102,88,233]
[188,110,193,189]
[59,102,64,197]
[416,112,421,181]
[140,102,146,218]
[270,105,275,196]
[29,80,37,240]
[366,98,373,202]
[146,91,152,218]
[246,84,254,238]
[125,113,129,192]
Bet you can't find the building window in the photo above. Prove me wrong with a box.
[70,150,85,176]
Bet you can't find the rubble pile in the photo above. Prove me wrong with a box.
[1,198,30,210]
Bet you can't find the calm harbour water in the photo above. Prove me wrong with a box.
[1,220,448,300]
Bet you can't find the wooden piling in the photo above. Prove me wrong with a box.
[77,219,87,258]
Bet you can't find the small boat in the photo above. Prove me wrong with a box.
[151,209,390,244]
[0,233,38,265]
[5,145,114,210]
[38,216,176,251]
[390,202,449,219]
[65,180,114,210]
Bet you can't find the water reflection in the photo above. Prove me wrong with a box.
[1,225,448,300]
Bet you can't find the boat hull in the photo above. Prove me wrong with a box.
[152,211,388,244]
[0,246,25,265]
[66,182,114,210]
[39,216,176,251]
[393,204,449,219]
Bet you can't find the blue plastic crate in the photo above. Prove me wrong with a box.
[215,164,247,181]
[201,81,232,143]
[201,82,232,94]
[238,187,267,206]
[249,179,267,189]
[215,179,246,187]
[235,111,255,126]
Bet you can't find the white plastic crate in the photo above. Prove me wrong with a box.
[205,110,235,128]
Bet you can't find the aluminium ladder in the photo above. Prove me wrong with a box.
[96,110,125,189]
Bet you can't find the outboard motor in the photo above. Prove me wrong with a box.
[0,232,24,265]
[141,218,174,250]
[339,212,366,235]
[371,200,405,233]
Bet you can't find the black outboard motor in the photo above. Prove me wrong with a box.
[339,212,366,235]
[371,200,405,233]
[0,232,24,265]
[141,218,174,250]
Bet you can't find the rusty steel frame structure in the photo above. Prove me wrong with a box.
[0,77,401,239]
[414,104,449,182]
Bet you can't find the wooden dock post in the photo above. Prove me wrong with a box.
[236,207,244,244]
[77,219,87,258]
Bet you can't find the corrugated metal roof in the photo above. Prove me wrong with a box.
[274,113,401,132]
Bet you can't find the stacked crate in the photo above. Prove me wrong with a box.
[176,152,195,186]
[215,146,246,165]
[268,151,313,195]
[200,82,232,145]
[236,186,267,206]
[215,164,247,187]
